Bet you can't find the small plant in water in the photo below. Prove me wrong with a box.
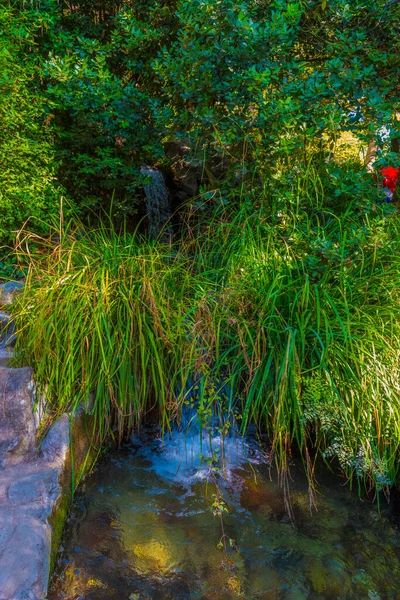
[204,448,240,574]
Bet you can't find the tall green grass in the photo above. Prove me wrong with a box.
[11,202,400,492]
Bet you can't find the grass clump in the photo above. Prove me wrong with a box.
[10,202,400,493]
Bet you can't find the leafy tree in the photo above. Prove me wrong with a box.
[0,3,66,244]
[1,0,399,230]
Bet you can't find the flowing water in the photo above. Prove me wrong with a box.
[140,166,171,238]
[49,419,400,600]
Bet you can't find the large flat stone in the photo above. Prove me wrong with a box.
[0,511,49,600]
[7,469,60,507]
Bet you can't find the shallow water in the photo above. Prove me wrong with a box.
[49,422,400,600]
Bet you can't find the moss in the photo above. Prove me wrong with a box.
[47,410,98,587]
[48,489,70,578]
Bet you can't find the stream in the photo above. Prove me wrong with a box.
[49,419,400,599]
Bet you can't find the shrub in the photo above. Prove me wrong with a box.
[0,5,67,245]
[41,0,399,215]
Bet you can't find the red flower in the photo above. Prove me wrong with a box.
[381,166,399,194]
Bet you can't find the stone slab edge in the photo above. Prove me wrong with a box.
[45,407,97,589]
[0,366,96,600]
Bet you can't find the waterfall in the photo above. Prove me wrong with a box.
[140,166,171,238]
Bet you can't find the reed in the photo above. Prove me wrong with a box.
[11,201,400,491]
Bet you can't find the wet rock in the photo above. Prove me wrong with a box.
[0,281,24,306]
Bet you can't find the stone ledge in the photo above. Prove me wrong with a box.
[0,367,93,600]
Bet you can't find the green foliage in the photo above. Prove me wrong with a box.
[0,0,398,236]
[0,4,67,244]
[11,201,400,492]
[38,0,399,215]
[2,0,400,496]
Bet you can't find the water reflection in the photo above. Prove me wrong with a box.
[49,421,400,599]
